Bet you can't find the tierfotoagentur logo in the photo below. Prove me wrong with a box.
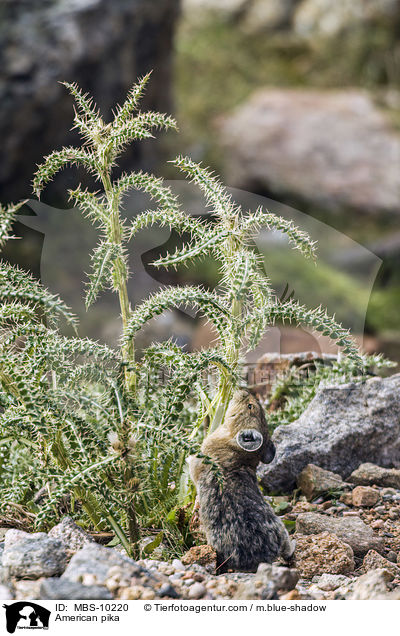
[3,602,51,633]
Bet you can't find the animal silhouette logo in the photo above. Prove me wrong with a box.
[3,602,50,633]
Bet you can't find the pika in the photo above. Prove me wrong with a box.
[188,389,295,573]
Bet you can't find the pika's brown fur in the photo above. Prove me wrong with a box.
[189,389,294,573]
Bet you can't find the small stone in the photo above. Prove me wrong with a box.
[171,559,185,571]
[0,585,13,600]
[158,583,178,598]
[48,517,94,557]
[342,511,360,517]
[141,588,156,600]
[371,520,384,529]
[188,582,206,599]
[352,486,380,507]
[315,573,351,591]
[281,589,301,600]
[348,464,400,490]
[389,509,399,520]
[14,580,43,600]
[362,550,400,578]
[294,532,355,579]
[386,551,397,562]
[234,564,298,600]
[183,578,195,586]
[119,585,143,600]
[381,488,398,496]
[297,464,346,501]
[181,545,217,568]
[349,569,392,600]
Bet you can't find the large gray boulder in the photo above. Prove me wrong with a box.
[294,0,400,39]
[2,530,68,579]
[219,89,400,217]
[0,0,180,201]
[259,374,400,492]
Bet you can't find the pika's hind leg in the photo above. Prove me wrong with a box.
[278,522,296,561]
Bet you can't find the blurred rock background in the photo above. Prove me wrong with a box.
[2,0,400,362]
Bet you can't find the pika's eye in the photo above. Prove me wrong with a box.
[248,403,254,411]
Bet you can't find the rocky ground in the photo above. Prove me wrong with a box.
[0,462,399,601]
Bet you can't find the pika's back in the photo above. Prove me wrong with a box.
[197,465,283,572]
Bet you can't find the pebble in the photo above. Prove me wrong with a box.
[183,578,195,586]
[188,582,206,599]
[172,559,185,571]
[371,520,384,529]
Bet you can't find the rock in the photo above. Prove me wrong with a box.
[14,580,43,600]
[2,530,68,579]
[259,375,400,492]
[62,544,144,586]
[171,559,186,571]
[40,578,112,600]
[188,582,206,599]
[352,486,380,507]
[241,0,299,33]
[339,492,353,505]
[314,573,351,591]
[0,585,13,600]
[181,545,217,569]
[220,90,400,219]
[297,464,347,500]
[48,517,94,556]
[294,0,400,39]
[61,544,176,598]
[362,550,400,579]
[348,569,392,600]
[0,0,180,201]
[182,0,248,22]
[294,533,355,579]
[348,463,400,489]
[234,563,299,600]
[295,513,384,556]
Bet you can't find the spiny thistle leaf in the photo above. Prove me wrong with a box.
[266,298,362,365]
[172,156,236,219]
[123,286,230,344]
[0,200,27,250]
[134,111,177,133]
[68,186,108,225]
[85,241,122,308]
[0,261,78,328]
[129,208,203,241]
[152,229,229,269]
[241,206,317,260]
[112,73,152,129]
[61,82,100,128]
[33,147,97,197]
[116,171,180,211]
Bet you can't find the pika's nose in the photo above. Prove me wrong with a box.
[236,428,263,452]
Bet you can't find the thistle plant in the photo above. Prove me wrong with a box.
[126,156,364,433]
[0,74,378,558]
[33,73,178,396]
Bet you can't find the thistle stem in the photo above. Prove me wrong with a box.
[100,168,136,397]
